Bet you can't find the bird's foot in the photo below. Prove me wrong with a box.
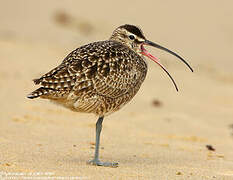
[87,159,118,168]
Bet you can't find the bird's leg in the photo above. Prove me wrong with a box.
[87,116,118,167]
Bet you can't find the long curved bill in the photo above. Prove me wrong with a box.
[140,40,193,91]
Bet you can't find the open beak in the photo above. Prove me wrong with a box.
[140,40,193,91]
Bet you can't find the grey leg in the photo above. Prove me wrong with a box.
[87,116,118,167]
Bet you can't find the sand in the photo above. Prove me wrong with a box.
[0,0,233,179]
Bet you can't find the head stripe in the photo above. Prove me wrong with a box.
[119,24,145,39]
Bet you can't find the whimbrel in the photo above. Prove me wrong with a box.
[27,24,193,167]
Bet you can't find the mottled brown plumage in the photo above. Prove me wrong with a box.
[28,24,192,167]
[28,39,147,116]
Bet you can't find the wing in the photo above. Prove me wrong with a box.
[68,40,147,98]
[27,40,147,99]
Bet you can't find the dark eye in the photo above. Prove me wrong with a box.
[129,35,135,40]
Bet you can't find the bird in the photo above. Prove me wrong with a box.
[27,24,193,167]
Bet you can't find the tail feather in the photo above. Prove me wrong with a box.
[27,87,53,99]
[33,78,41,85]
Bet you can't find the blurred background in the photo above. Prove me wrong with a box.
[0,0,233,179]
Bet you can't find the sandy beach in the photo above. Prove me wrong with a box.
[0,0,233,179]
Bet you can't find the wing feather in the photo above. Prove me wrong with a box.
[28,40,147,100]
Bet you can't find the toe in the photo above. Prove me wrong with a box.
[87,159,118,167]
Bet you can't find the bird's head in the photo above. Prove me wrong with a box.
[110,24,193,91]
[110,24,146,54]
